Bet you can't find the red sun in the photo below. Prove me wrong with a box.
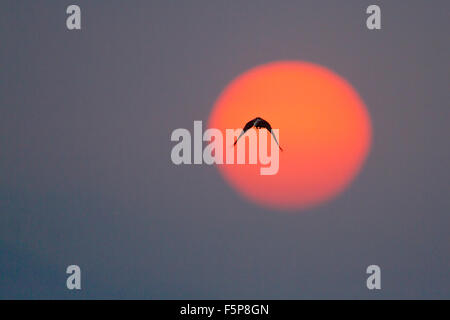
[208,61,372,210]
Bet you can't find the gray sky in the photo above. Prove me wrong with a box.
[0,0,449,299]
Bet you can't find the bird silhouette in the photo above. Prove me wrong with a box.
[233,117,283,151]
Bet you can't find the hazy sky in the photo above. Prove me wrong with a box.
[0,0,449,299]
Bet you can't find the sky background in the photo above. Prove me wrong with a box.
[0,0,449,299]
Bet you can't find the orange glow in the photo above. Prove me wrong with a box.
[208,61,372,210]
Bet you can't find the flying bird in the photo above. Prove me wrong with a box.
[233,117,283,151]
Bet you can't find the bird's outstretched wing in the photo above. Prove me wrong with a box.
[233,118,256,146]
[269,130,283,151]
[258,119,283,151]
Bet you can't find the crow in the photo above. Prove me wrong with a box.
[233,117,283,151]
